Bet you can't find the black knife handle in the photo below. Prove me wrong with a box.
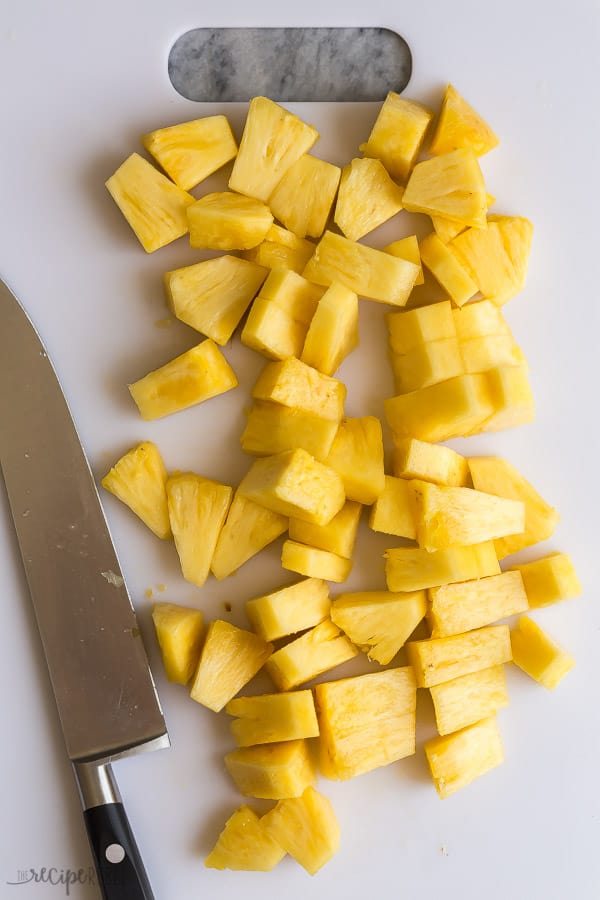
[83,802,154,900]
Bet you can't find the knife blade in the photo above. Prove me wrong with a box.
[0,278,169,900]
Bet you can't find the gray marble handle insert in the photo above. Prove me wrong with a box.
[168,27,411,102]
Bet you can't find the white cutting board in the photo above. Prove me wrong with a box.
[1,2,599,898]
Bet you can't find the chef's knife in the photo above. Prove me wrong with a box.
[0,278,169,900]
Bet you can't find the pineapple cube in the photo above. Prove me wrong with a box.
[471,364,535,433]
[460,335,523,374]
[389,338,464,394]
[360,91,433,183]
[205,805,285,871]
[334,157,404,241]
[303,230,419,306]
[151,602,204,685]
[392,437,469,487]
[468,456,559,557]
[429,84,499,157]
[252,357,345,422]
[385,542,500,592]
[402,149,487,228]
[509,552,581,609]
[229,96,319,202]
[258,267,324,319]
[424,716,504,799]
[224,740,315,800]
[244,224,315,273]
[261,787,340,875]
[330,591,427,665]
[101,441,171,539]
[325,416,385,505]
[105,153,194,252]
[419,232,478,306]
[190,620,272,712]
[164,255,267,346]
[241,401,339,460]
[428,571,529,637]
[266,620,358,691]
[384,236,424,285]
[211,490,288,580]
[246,578,330,642]
[452,299,510,340]
[430,665,509,736]
[510,615,575,689]
[166,473,232,587]
[315,668,417,779]
[187,191,273,250]
[226,691,320,746]
[289,500,362,559]
[368,475,417,539]
[129,339,237,420]
[386,300,456,355]
[268,154,341,239]
[281,540,353,584]
[241,297,309,360]
[406,625,512,687]
[142,115,237,190]
[301,283,359,376]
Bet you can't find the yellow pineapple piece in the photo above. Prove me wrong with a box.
[211,490,288,580]
[468,456,559,557]
[419,231,478,306]
[226,690,320,746]
[190,620,272,712]
[259,267,324,319]
[330,591,427,665]
[187,191,273,250]
[205,805,285,871]
[368,475,417,539]
[261,787,340,875]
[430,665,509,736]
[303,230,419,306]
[151,602,204,685]
[246,578,330,642]
[406,625,512,687]
[266,620,358,691]
[509,552,581,609]
[101,441,171,539]
[460,335,523,374]
[430,84,499,156]
[510,615,575,689]
[142,115,237,190]
[241,268,322,359]
[452,299,510,340]
[224,740,315,800]
[325,416,385,505]
[334,157,404,241]
[384,235,424,285]
[166,473,232,587]
[386,300,457,355]
[389,338,464,393]
[392,437,469,487]
[469,364,535,433]
[424,716,504,799]
[385,542,500,592]
[360,91,433,183]
[315,668,417,779]
[244,224,315,274]
[431,214,466,244]
[252,356,345,422]
[301,283,359,376]
[402,149,487,228]
[268,154,341,239]
[281,540,353,584]
[241,401,338,460]
[428,571,528,637]
[105,153,194,252]
[129,339,237,420]
[289,500,361,559]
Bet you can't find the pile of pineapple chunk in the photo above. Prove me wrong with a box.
[102,85,581,874]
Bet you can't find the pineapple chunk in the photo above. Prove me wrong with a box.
[468,456,559,557]
[428,571,529,637]
[392,437,469,487]
[330,591,427,665]
[471,364,535,433]
[257,267,324,321]
[238,449,345,526]
[429,84,499,156]
[164,255,266,346]
[301,283,359,376]
[151,602,204,685]
[205,805,285,871]
[289,500,362,559]
[244,224,315,273]
[241,401,339,460]
[105,153,194,252]
[325,416,385,505]
[281,540,353,583]
[386,300,457,355]
[385,542,500,592]
[315,668,417,779]
[246,578,330,642]
[261,787,340,875]
[424,716,504,799]
[460,335,523,374]
[211,490,288,580]
[266,620,358,691]
[509,552,581,609]
[241,297,310,360]
[431,214,466,244]
[406,625,512,687]
[389,337,463,394]
[142,115,237,190]
[510,615,575,689]
[419,232,478,306]
[303,230,419,305]
[224,740,315,800]
[334,157,404,241]
[101,441,171,539]
[452,299,510,340]
[368,475,417,539]
[430,665,509,736]
[384,235,424,285]
[129,339,237,420]
[190,620,272,712]
[166,473,232,587]
[402,149,487,228]
[187,191,273,250]
[252,357,345,422]
[226,691,320,746]
[268,154,341,239]
[360,91,433,183]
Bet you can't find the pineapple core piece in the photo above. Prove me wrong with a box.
[226,690,320,746]
[105,153,194,252]
[402,148,487,228]
[187,191,273,250]
[368,476,417,539]
[425,715,504,799]
[452,298,511,340]
[252,356,345,422]
[389,338,464,394]
[129,339,238,420]
[205,804,285,871]
[268,154,341,239]
[281,540,353,584]
[301,282,359,377]
[190,620,272,712]
[361,91,433,183]
[385,542,500,592]
[334,157,404,242]
[331,590,427,665]
[419,231,478,306]
[210,490,288,580]
[244,224,315,274]
[261,787,340,875]
[224,739,315,800]
[246,578,330,642]
[266,619,358,691]
[384,235,425,285]
[315,668,417,779]
[101,441,171,539]
[429,84,499,157]
[509,552,581,609]
[289,500,362,559]
[166,473,232,588]
[428,571,529,638]
[430,665,509,736]
[510,615,575,689]
[229,96,319,202]
[386,299,456,355]
[151,602,204,685]
[392,437,469,487]
[142,114,238,190]
[406,625,512,687]
[325,416,385,505]
[241,401,339,460]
